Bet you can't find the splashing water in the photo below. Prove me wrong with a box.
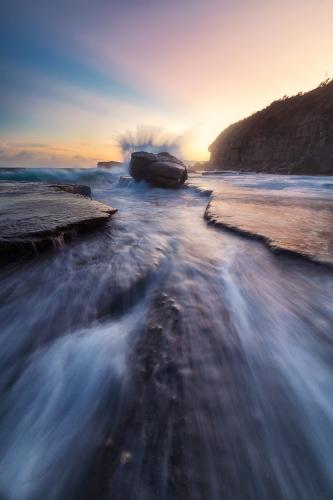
[117,125,189,159]
[0,168,332,500]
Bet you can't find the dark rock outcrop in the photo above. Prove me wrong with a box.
[129,151,188,188]
[97,161,122,168]
[0,182,117,260]
[209,80,333,175]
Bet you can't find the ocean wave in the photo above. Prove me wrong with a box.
[0,166,126,184]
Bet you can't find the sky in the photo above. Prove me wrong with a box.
[1,0,333,167]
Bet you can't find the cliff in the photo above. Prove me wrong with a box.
[209,80,333,174]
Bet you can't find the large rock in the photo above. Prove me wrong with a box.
[0,182,117,260]
[129,151,188,188]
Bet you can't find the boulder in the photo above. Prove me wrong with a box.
[129,152,188,188]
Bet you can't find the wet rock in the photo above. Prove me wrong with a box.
[205,184,333,265]
[0,181,117,260]
[129,151,188,188]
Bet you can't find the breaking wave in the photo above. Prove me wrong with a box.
[0,167,123,184]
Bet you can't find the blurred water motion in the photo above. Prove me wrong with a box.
[0,169,332,499]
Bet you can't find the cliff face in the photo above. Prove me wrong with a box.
[209,80,333,174]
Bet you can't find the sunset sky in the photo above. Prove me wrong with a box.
[1,0,333,167]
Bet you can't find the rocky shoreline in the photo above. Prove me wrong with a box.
[1,158,332,268]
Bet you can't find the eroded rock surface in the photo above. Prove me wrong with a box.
[0,182,116,259]
[205,184,333,265]
[129,151,188,188]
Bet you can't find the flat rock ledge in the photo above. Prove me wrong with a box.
[205,185,333,266]
[0,182,117,260]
